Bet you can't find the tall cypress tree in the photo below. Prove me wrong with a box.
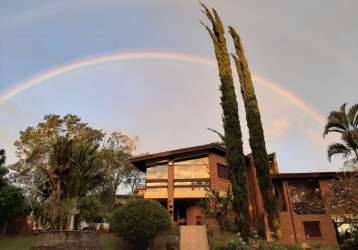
[228,27,279,236]
[201,4,250,239]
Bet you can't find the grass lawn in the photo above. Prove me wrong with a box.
[0,233,120,250]
[0,235,38,250]
[0,231,178,250]
[98,233,123,250]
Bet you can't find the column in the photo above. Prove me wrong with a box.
[167,160,174,222]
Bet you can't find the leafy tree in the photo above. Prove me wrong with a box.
[229,27,279,236]
[201,3,250,239]
[0,149,29,234]
[11,114,107,230]
[0,186,29,234]
[12,114,105,203]
[12,115,138,230]
[124,164,144,196]
[323,103,358,162]
[97,132,138,212]
[14,114,104,172]
[111,199,171,250]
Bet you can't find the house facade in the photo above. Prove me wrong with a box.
[130,143,339,245]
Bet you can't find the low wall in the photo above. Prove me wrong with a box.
[31,230,100,250]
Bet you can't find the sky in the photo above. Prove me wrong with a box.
[0,0,357,173]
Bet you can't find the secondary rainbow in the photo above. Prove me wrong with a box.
[0,51,325,126]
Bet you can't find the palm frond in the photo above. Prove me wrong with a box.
[323,120,347,136]
[207,128,225,141]
[323,107,350,136]
[327,143,351,162]
[340,103,347,113]
[342,132,358,156]
[348,103,358,127]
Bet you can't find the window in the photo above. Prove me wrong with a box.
[303,221,322,238]
[147,165,168,179]
[217,163,229,180]
[174,158,209,179]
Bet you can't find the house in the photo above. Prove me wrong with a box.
[130,143,340,245]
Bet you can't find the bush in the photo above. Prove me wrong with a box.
[78,195,106,230]
[0,185,30,233]
[110,199,171,249]
[214,235,332,250]
[338,225,358,250]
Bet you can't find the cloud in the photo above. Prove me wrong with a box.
[0,101,39,164]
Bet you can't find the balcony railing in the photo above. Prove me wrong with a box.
[144,178,210,189]
[145,179,168,189]
[174,178,211,188]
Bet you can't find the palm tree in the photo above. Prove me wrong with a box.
[66,143,107,198]
[323,104,358,234]
[42,138,107,229]
[323,103,358,162]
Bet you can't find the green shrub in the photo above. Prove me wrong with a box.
[110,199,171,249]
[78,195,106,230]
[337,224,358,250]
[215,241,249,250]
[215,237,332,250]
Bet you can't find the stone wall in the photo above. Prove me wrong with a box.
[31,230,100,250]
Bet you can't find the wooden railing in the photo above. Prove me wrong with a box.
[145,178,210,189]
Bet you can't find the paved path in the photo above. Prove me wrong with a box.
[180,225,209,250]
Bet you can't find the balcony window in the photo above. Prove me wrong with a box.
[147,165,168,179]
[174,158,209,179]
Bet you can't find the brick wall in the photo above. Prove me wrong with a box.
[208,153,230,193]
[292,214,337,245]
[279,178,339,245]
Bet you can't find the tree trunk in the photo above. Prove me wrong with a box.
[2,221,8,235]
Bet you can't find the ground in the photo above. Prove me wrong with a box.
[0,234,119,250]
[0,232,178,250]
[0,235,38,250]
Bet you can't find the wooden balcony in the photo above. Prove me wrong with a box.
[144,178,211,199]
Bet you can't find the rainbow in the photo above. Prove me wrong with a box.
[0,51,325,126]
